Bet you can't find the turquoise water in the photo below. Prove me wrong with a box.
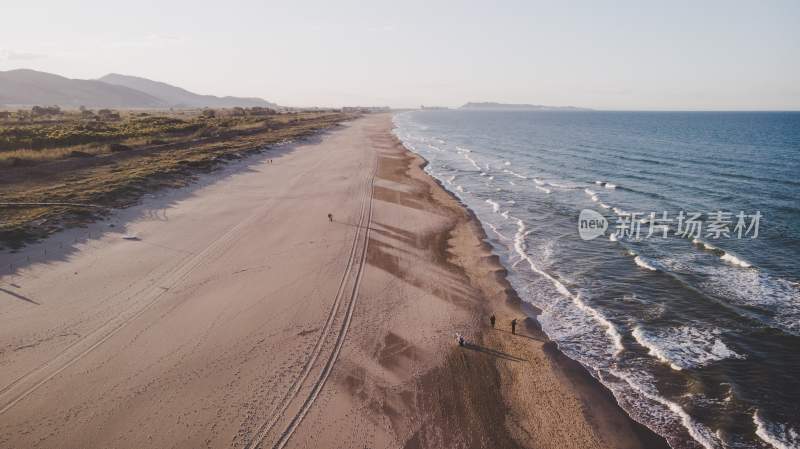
[394,110,800,449]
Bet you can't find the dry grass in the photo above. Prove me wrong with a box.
[0,144,109,166]
[0,111,355,248]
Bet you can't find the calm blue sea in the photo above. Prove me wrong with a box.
[393,110,800,449]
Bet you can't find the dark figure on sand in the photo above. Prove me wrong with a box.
[490,314,496,328]
[328,213,333,222]
[511,318,517,335]
[455,333,465,347]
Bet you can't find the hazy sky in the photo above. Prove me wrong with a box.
[1,1,798,109]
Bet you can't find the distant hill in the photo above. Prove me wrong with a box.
[460,102,591,111]
[0,69,167,108]
[0,69,277,109]
[98,73,276,108]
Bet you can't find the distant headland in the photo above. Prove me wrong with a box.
[460,102,592,111]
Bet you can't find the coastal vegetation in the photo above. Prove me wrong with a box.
[0,107,351,247]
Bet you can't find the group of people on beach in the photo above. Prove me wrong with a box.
[455,314,519,346]
[490,314,518,334]
[324,208,521,347]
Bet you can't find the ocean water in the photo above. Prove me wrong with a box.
[393,110,800,449]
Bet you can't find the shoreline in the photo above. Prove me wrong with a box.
[0,114,670,448]
[387,118,671,448]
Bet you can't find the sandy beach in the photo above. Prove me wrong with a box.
[0,114,668,448]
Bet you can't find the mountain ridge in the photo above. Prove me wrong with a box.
[0,69,167,108]
[98,73,276,108]
[0,69,276,109]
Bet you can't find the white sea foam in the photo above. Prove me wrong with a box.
[392,112,748,449]
[488,176,494,180]
[693,239,753,268]
[599,202,611,209]
[535,186,551,194]
[634,256,658,271]
[631,327,682,371]
[510,216,624,356]
[570,295,625,357]
[455,185,465,193]
[609,234,618,241]
[593,180,617,189]
[692,238,720,252]
[753,410,800,449]
[503,169,527,179]
[463,153,482,170]
[509,180,516,186]
[697,264,800,335]
[720,253,752,268]
[631,326,744,371]
[486,222,510,241]
[455,146,471,153]
[627,248,658,270]
[612,207,628,216]
[485,199,500,213]
[582,188,601,202]
[608,368,722,449]
[547,181,582,189]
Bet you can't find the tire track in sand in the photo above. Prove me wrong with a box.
[0,204,267,415]
[244,148,376,449]
[0,146,336,416]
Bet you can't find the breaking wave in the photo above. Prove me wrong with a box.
[753,410,800,449]
[631,326,744,371]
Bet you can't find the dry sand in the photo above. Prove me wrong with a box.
[0,114,667,448]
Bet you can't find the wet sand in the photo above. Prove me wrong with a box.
[0,114,667,448]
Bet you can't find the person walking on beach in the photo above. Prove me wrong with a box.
[490,314,496,328]
[511,318,517,335]
[327,213,333,222]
